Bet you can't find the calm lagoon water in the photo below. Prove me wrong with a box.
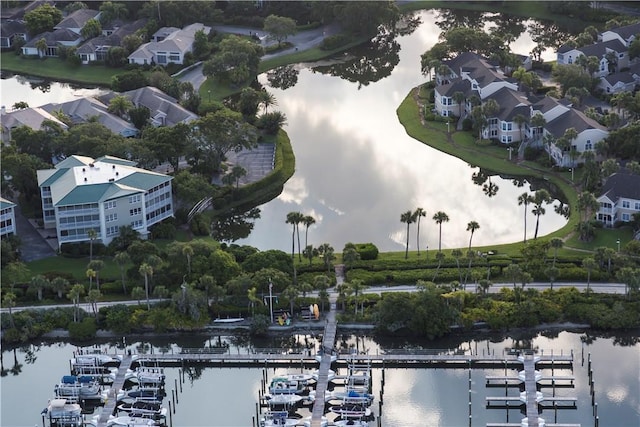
[1,330,638,427]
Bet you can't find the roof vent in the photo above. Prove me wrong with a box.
[89,163,94,167]
[108,178,115,182]
[82,168,86,172]
[84,177,87,182]
[112,165,116,169]
[115,172,119,176]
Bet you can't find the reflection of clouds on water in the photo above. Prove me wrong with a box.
[383,370,442,427]
[606,385,628,404]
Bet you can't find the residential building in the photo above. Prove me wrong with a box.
[77,18,147,64]
[1,20,28,49]
[596,172,640,227]
[21,28,81,57]
[40,97,138,137]
[544,108,607,167]
[1,105,69,144]
[599,22,640,47]
[0,197,17,238]
[54,9,100,35]
[128,23,210,65]
[556,39,627,76]
[37,155,173,247]
[98,86,198,127]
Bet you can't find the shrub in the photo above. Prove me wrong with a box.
[462,118,473,131]
[355,243,379,260]
[320,34,350,50]
[68,317,97,341]
[150,219,176,239]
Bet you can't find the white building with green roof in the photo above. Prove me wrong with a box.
[0,197,17,238]
[37,155,173,247]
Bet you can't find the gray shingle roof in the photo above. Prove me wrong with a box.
[602,71,635,85]
[600,172,640,202]
[24,28,79,46]
[1,20,27,38]
[577,39,626,58]
[606,22,640,41]
[485,87,531,121]
[545,108,606,138]
[436,79,474,98]
[54,9,99,31]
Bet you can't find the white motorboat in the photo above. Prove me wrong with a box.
[268,375,306,394]
[261,393,303,406]
[259,410,299,426]
[54,375,102,400]
[135,367,165,387]
[41,398,83,426]
[117,399,166,418]
[71,353,117,366]
[334,420,369,426]
[106,416,162,426]
[329,403,372,418]
[126,387,166,401]
[329,389,374,405]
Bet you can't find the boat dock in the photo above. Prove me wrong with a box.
[95,355,132,427]
[310,297,338,427]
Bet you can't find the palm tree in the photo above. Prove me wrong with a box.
[107,95,133,118]
[67,284,85,322]
[2,292,17,328]
[513,113,527,145]
[86,268,96,291]
[317,243,335,273]
[451,249,463,283]
[114,251,130,294]
[50,277,69,299]
[582,257,596,291]
[349,279,365,316]
[281,285,299,317]
[286,212,304,261]
[87,228,98,261]
[302,215,316,250]
[87,260,104,291]
[247,287,261,317]
[432,211,450,252]
[530,113,546,142]
[131,287,145,305]
[259,90,277,113]
[182,244,194,276]
[342,246,360,281]
[139,263,153,310]
[452,91,465,118]
[466,221,480,251]
[504,263,523,289]
[563,127,578,169]
[432,251,446,281]
[517,192,533,243]
[86,289,101,318]
[532,189,551,239]
[314,275,330,312]
[400,210,415,259]
[549,237,564,267]
[414,208,426,256]
[35,38,47,58]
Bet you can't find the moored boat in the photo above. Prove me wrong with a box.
[54,375,102,400]
[268,375,306,395]
[41,398,83,427]
[259,410,299,426]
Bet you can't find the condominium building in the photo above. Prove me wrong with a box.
[37,155,173,247]
[0,197,17,238]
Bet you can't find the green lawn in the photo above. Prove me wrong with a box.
[1,53,120,86]
[27,256,122,282]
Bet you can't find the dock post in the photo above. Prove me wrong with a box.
[252,416,255,427]
[179,376,182,393]
[168,401,173,427]
[172,389,176,409]
[175,378,179,402]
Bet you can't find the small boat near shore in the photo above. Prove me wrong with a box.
[41,398,83,427]
[213,317,245,323]
[259,410,300,426]
[54,375,102,400]
[117,399,166,418]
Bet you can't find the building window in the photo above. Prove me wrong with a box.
[106,213,118,222]
[585,141,592,150]
[105,200,117,209]
[131,219,143,229]
[130,208,142,216]
[106,226,119,236]
[622,213,630,221]
[129,194,141,204]
[501,122,513,131]
[634,202,640,210]
[622,201,630,208]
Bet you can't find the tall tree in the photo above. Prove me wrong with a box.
[433,211,450,252]
[549,237,563,267]
[87,260,104,291]
[531,189,552,239]
[452,91,465,117]
[582,257,596,292]
[302,215,316,251]
[67,284,85,322]
[517,192,533,243]
[50,277,69,299]
[29,275,49,301]
[114,251,130,294]
[24,4,62,36]
[263,15,297,47]
[466,221,480,251]
[87,228,98,261]
[414,207,426,256]
[401,210,416,259]
[139,263,153,310]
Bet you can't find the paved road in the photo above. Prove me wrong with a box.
[177,24,341,91]
[1,282,628,314]
[13,204,55,262]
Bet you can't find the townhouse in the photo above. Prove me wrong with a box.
[596,172,640,227]
[37,155,173,247]
[0,197,17,238]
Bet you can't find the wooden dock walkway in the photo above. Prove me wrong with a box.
[523,355,541,426]
[310,297,338,427]
[95,355,133,427]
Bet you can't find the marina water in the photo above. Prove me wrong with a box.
[1,330,638,426]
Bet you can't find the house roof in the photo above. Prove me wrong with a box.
[1,0,52,21]
[436,79,474,98]
[99,86,198,126]
[486,87,531,122]
[605,22,640,42]
[577,39,626,58]
[24,28,79,46]
[545,108,607,138]
[0,197,16,210]
[602,71,636,85]
[599,172,640,202]
[1,107,68,133]
[37,156,172,206]
[40,98,138,137]
[459,55,505,87]
[129,22,210,61]
[1,20,27,38]
[54,9,99,31]
[152,26,180,39]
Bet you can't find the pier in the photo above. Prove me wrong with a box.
[95,355,132,427]
[310,296,338,427]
